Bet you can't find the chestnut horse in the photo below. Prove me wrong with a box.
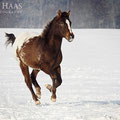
[5,10,74,105]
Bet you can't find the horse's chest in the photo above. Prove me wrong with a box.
[40,51,62,73]
[54,51,62,67]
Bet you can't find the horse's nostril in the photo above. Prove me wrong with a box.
[70,33,74,39]
[72,33,74,39]
[68,33,74,42]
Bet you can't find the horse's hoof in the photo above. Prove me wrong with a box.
[51,98,56,102]
[35,100,40,105]
[36,87,41,99]
[36,93,41,99]
[45,84,52,92]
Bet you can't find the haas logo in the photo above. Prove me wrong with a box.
[2,3,22,10]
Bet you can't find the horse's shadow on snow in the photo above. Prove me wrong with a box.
[41,100,120,107]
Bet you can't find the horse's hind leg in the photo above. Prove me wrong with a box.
[20,62,40,105]
[31,69,41,99]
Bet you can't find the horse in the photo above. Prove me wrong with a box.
[5,10,74,105]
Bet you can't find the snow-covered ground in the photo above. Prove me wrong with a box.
[0,29,120,120]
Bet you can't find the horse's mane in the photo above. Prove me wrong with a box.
[41,17,56,40]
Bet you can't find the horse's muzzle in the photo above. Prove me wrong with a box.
[68,32,74,42]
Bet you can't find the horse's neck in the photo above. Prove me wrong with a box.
[47,32,62,51]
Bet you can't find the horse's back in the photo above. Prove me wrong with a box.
[13,32,39,61]
[13,32,39,49]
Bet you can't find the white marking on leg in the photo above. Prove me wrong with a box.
[35,100,40,105]
[51,98,56,102]
[36,87,41,99]
[45,84,52,92]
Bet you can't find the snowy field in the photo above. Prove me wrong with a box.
[0,29,120,120]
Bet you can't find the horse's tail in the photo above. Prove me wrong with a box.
[5,33,16,47]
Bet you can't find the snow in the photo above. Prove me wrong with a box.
[0,28,120,120]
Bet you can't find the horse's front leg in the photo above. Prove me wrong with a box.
[55,66,62,88]
[46,66,62,102]
[50,73,57,102]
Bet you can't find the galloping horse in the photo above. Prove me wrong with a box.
[5,10,74,105]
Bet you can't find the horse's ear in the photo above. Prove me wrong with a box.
[67,10,70,16]
[57,10,62,18]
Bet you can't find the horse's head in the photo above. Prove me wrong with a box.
[54,10,74,42]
